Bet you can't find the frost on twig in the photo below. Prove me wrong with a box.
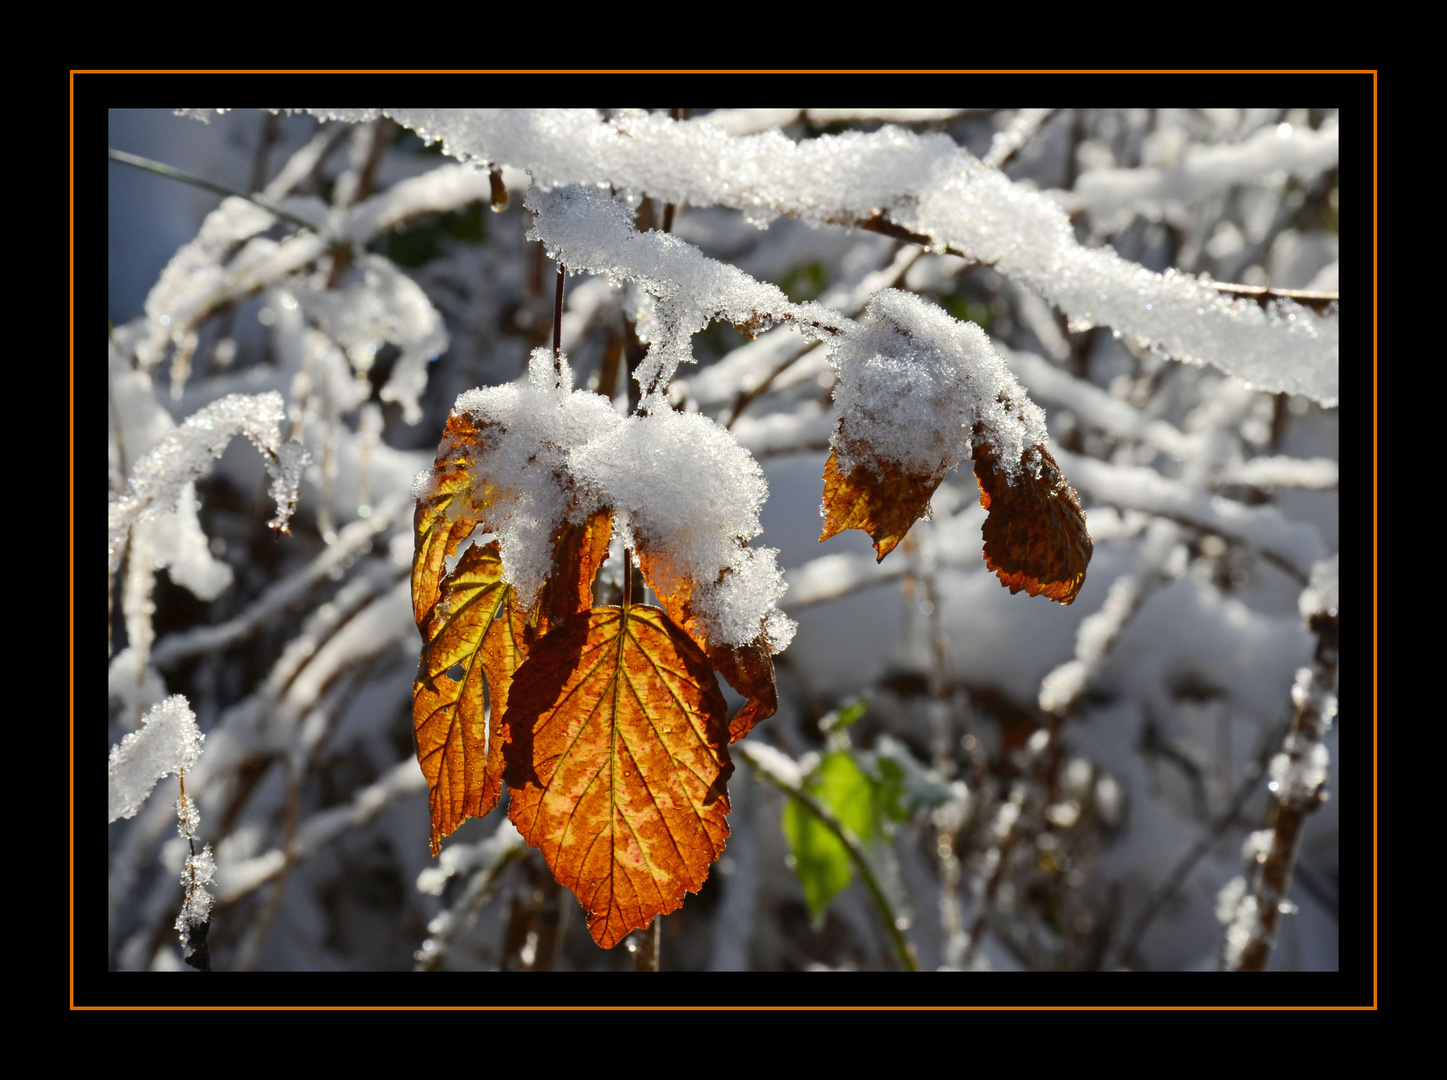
[1220,558,1339,971]
[288,108,1338,405]
[108,696,214,968]
[108,695,205,822]
[107,392,308,577]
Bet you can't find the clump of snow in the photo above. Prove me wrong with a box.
[572,408,794,651]
[109,695,205,822]
[426,358,796,651]
[526,184,838,409]
[828,289,1048,481]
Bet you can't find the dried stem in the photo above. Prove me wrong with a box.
[1232,612,1338,971]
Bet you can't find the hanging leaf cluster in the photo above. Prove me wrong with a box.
[411,407,778,950]
[819,290,1093,603]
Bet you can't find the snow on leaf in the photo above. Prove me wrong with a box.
[636,543,778,740]
[413,539,527,856]
[503,603,731,950]
[973,442,1093,605]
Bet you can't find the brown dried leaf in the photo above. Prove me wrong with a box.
[711,638,778,742]
[414,539,527,856]
[503,603,732,949]
[819,435,942,562]
[973,443,1092,605]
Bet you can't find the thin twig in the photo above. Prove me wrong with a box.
[553,262,566,368]
[1111,718,1288,969]
[737,743,919,971]
[108,149,330,237]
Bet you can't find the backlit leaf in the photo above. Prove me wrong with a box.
[413,539,527,856]
[412,410,494,627]
[781,750,881,922]
[819,445,941,563]
[530,508,613,641]
[503,603,732,949]
[973,443,1092,604]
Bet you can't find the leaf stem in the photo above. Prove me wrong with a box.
[622,547,633,612]
[553,261,565,371]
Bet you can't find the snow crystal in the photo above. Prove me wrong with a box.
[109,695,205,822]
[829,289,1048,481]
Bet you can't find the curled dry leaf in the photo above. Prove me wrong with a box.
[973,443,1092,605]
[503,603,732,950]
[818,418,1091,605]
[712,638,778,743]
[413,539,527,856]
[531,508,614,642]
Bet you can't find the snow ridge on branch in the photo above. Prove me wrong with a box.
[286,108,1339,405]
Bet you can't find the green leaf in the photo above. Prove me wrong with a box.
[781,750,882,923]
[834,699,868,731]
[873,756,913,824]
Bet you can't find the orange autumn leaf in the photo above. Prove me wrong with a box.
[530,508,613,642]
[503,603,732,949]
[819,422,943,562]
[973,443,1092,605]
[414,539,528,856]
[412,410,495,628]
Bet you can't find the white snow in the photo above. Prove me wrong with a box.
[108,392,308,575]
[108,695,205,822]
[288,109,1338,405]
[828,289,1048,481]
